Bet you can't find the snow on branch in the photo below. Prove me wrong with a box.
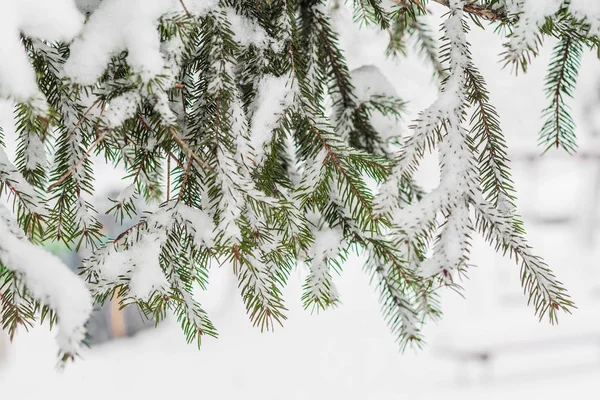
[376,0,572,320]
[471,195,573,321]
[503,0,563,68]
[65,0,176,84]
[0,0,82,100]
[303,224,344,310]
[0,0,588,359]
[0,146,45,217]
[0,204,92,359]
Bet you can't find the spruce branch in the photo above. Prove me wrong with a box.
[178,0,191,16]
[392,0,508,22]
[0,0,592,362]
[48,130,108,191]
[472,196,573,322]
[466,67,515,207]
[539,33,583,154]
[432,0,507,22]
[168,128,213,171]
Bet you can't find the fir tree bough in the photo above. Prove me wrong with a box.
[0,0,598,364]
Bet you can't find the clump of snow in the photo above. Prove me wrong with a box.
[305,224,344,303]
[215,149,245,242]
[75,196,96,227]
[186,0,220,15]
[116,184,136,205]
[570,0,600,36]
[75,0,102,13]
[127,233,169,299]
[0,146,45,216]
[225,8,274,50]
[0,205,92,356]
[100,231,169,300]
[176,204,215,248]
[506,0,563,61]
[250,75,296,165]
[104,92,141,128]
[0,0,83,100]
[350,65,397,103]
[64,0,175,85]
[23,133,46,171]
[311,226,344,262]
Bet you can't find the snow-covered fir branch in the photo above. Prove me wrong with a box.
[0,0,595,361]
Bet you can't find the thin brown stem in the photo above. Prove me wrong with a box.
[48,130,108,191]
[136,116,185,170]
[177,159,192,201]
[167,156,171,202]
[66,98,102,142]
[169,128,212,171]
[179,0,191,16]
[394,0,507,22]
[112,220,147,244]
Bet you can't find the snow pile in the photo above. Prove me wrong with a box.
[0,0,83,100]
[569,0,600,36]
[226,9,273,50]
[103,92,142,128]
[250,76,296,165]
[350,65,397,103]
[0,147,45,216]
[0,205,92,357]
[126,232,169,299]
[505,0,563,62]
[64,0,177,85]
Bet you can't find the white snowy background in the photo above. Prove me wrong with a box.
[1,3,600,399]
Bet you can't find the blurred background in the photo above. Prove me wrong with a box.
[1,4,600,399]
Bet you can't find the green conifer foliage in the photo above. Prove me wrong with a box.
[0,0,598,364]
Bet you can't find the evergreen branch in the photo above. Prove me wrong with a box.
[466,67,515,207]
[177,159,192,201]
[409,17,447,83]
[135,116,185,170]
[0,287,34,340]
[353,0,392,29]
[178,0,191,16]
[539,33,582,154]
[472,196,574,322]
[432,0,507,22]
[65,98,102,143]
[393,0,508,22]
[48,130,108,191]
[0,0,591,361]
[168,128,213,171]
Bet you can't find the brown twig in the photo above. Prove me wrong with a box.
[394,0,508,22]
[0,291,30,341]
[48,130,108,191]
[177,159,193,201]
[179,0,191,16]
[136,116,185,170]
[113,220,148,244]
[169,128,212,171]
[167,156,171,202]
[66,98,102,142]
